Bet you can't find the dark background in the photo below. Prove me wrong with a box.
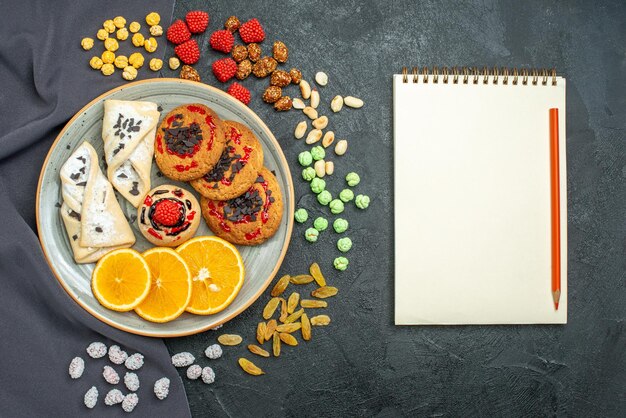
[163,1,626,416]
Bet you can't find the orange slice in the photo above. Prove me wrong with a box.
[91,249,151,312]
[176,236,245,315]
[135,248,192,323]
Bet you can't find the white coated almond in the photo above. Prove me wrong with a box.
[312,116,328,130]
[294,121,307,139]
[314,160,326,178]
[315,71,328,86]
[292,98,305,110]
[335,139,347,156]
[325,161,334,175]
[303,106,318,120]
[300,80,311,99]
[330,95,344,113]
[310,89,320,109]
[322,131,335,148]
[305,129,323,144]
[344,96,364,108]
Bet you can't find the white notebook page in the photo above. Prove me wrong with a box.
[393,74,567,325]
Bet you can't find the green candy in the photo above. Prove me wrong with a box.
[337,237,352,252]
[339,189,354,202]
[333,256,349,271]
[329,199,344,214]
[355,194,370,209]
[298,151,313,167]
[310,177,326,194]
[313,217,328,231]
[346,172,360,186]
[305,227,319,242]
[310,146,325,161]
[333,218,349,233]
[294,208,308,223]
[317,190,332,205]
[302,167,316,181]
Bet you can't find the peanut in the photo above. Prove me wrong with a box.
[292,98,305,110]
[312,116,328,130]
[294,121,307,139]
[305,129,322,145]
[314,160,326,178]
[335,139,348,156]
[331,95,344,113]
[322,131,335,148]
[310,89,320,109]
[303,106,318,120]
[300,80,311,99]
[344,96,364,108]
[315,71,328,86]
[325,161,334,175]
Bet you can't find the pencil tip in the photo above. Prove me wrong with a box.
[552,290,561,310]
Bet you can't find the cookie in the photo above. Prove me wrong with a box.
[155,104,226,181]
[201,167,283,246]
[190,120,264,201]
[137,185,201,247]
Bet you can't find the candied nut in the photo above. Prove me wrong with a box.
[331,95,344,112]
[292,98,305,110]
[101,51,115,64]
[274,96,292,111]
[116,28,129,41]
[272,41,288,63]
[325,161,334,175]
[144,37,158,53]
[101,63,114,76]
[303,106,318,120]
[252,56,277,78]
[114,55,128,69]
[270,70,291,87]
[300,80,311,99]
[149,58,163,71]
[103,20,116,33]
[314,160,326,178]
[169,57,180,70]
[104,38,119,52]
[113,16,126,29]
[180,65,201,82]
[305,129,323,144]
[132,33,145,47]
[232,45,248,62]
[81,38,94,50]
[289,68,302,84]
[344,96,364,108]
[236,59,252,80]
[225,16,241,32]
[310,89,320,109]
[128,52,144,68]
[322,131,335,148]
[129,22,141,33]
[122,66,138,81]
[315,71,328,86]
[312,116,328,130]
[335,139,348,155]
[295,121,307,139]
[262,86,282,104]
[96,29,108,41]
[247,43,261,62]
[146,12,161,26]
[150,25,163,36]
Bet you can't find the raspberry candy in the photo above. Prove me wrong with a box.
[166,20,191,45]
[227,82,251,105]
[212,58,237,83]
[210,30,235,53]
[186,10,209,34]
[175,39,200,64]
[239,18,265,43]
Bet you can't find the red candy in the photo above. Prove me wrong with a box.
[175,39,200,64]
[239,18,265,43]
[227,82,251,105]
[210,30,235,53]
[166,20,191,45]
[186,10,209,33]
[212,58,238,82]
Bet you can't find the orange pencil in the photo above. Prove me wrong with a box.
[549,108,561,310]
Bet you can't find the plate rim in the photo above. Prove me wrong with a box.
[35,78,294,338]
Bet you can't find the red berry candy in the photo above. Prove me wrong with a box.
[239,18,265,43]
[175,39,200,64]
[186,10,209,33]
[209,30,235,53]
[212,58,237,83]
[166,19,191,45]
[227,82,251,105]
[152,200,182,226]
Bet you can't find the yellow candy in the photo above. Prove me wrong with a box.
[145,12,160,26]
[103,20,115,33]
[149,25,163,37]
[116,27,129,41]
[89,56,104,70]
[96,29,109,41]
[144,37,157,53]
[168,57,180,70]
[114,55,129,69]
[81,38,94,51]
[129,21,140,33]
[128,52,144,69]
[101,51,115,64]
[101,63,115,76]
[149,58,163,71]
[113,16,126,29]
[104,38,119,52]
[132,33,145,47]
[122,66,138,81]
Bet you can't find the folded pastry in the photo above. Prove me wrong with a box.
[102,99,160,207]
[60,141,135,263]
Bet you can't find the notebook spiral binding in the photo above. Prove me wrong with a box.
[401,66,558,86]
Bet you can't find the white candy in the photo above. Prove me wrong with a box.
[171,352,195,367]
[69,357,85,379]
[104,389,124,406]
[122,393,139,412]
[201,367,215,384]
[84,386,98,409]
[86,342,107,359]
[125,353,144,370]
[108,345,128,365]
[204,344,223,360]
[315,71,328,86]
[186,364,202,380]
[154,377,170,400]
[103,365,120,384]
[124,372,140,392]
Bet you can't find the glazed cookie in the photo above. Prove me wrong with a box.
[190,121,264,201]
[201,167,283,246]
[155,104,226,181]
[137,185,201,247]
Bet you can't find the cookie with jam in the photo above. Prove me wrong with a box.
[201,167,283,246]
[137,185,201,247]
[155,104,226,181]
[190,120,264,201]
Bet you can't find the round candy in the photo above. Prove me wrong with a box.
[329,199,344,214]
[346,172,360,186]
[339,189,354,202]
[298,151,313,167]
[310,146,325,161]
[313,217,328,231]
[333,256,349,271]
[302,167,316,181]
[294,208,308,223]
[305,228,319,242]
[337,237,352,252]
[355,194,370,209]
[310,177,326,194]
[333,218,349,233]
[317,190,332,205]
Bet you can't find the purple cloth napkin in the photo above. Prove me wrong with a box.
[0,1,191,416]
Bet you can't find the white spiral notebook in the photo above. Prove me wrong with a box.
[393,67,567,325]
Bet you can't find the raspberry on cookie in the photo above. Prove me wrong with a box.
[201,167,283,246]
[190,121,264,201]
[155,104,226,181]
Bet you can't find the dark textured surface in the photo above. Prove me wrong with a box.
[163,1,626,416]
